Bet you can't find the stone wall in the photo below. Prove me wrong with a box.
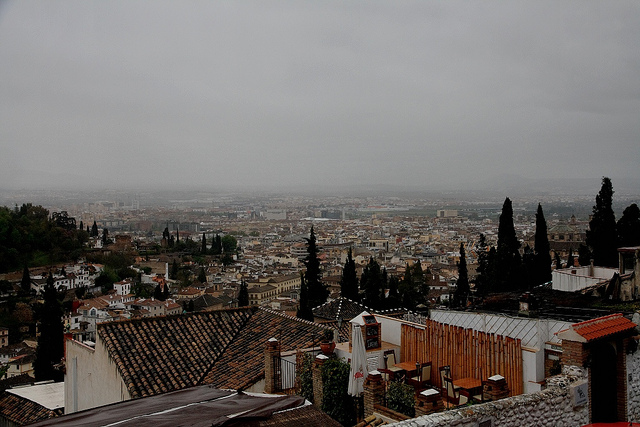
[387,366,589,427]
[627,337,640,421]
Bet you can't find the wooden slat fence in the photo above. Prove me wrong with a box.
[401,320,523,396]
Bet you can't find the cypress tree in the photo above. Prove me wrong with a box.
[303,226,328,309]
[339,248,358,301]
[534,203,552,286]
[33,272,64,382]
[170,259,179,280]
[475,234,489,297]
[586,177,618,267]
[522,244,536,291]
[197,267,207,283]
[578,244,592,266]
[617,203,640,248]
[296,273,314,321]
[454,243,469,307]
[496,197,522,291]
[21,265,31,295]
[387,275,400,307]
[566,247,574,268]
[201,233,207,253]
[361,257,383,309]
[238,280,249,307]
[554,252,563,270]
[91,221,99,237]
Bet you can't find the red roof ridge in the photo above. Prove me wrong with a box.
[572,312,624,327]
[557,313,637,343]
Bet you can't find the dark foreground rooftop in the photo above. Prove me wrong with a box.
[29,385,340,427]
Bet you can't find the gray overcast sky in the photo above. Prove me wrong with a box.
[1,1,639,192]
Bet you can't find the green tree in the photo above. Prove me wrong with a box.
[578,244,592,266]
[238,280,249,307]
[340,248,359,301]
[399,262,427,310]
[454,243,469,307]
[153,284,166,301]
[386,381,416,418]
[91,221,99,237]
[586,177,618,267]
[221,235,237,253]
[320,357,356,426]
[474,234,490,297]
[533,203,552,286]
[33,272,64,382]
[211,235,222,255]
[554,252,563,270]
[495,197,522,291]
[617,203,640,248]
[170,259,179,280]
[360,257,383,309]
[197,267,207,283]
[566,247,574,268]
[303,226,328,309]
[21,265,31,295]
[387,275,400,307]
[201,233,207,253]
[296,272,314,321]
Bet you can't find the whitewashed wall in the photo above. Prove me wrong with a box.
[64,338,130,413]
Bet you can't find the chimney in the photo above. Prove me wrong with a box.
[264,338,281,394]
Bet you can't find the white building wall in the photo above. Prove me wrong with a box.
[65,337,130,413]
[552,266,618,292]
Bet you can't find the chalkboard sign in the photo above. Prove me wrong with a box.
[362,318,381,350]
[366,337,380,349]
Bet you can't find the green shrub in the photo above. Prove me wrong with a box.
[386,381,415,417]
[321,358,356,426]
[297,352,314,403]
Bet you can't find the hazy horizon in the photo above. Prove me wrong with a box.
[1,1,639,192]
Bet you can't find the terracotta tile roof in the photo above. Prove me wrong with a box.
[203,308,330,390]
[98,307,329,398]
[258,404,342,427]
[98,308,254,398]
[557,313,637,343]
[313,297,372,321]
[313,297,408,322]
[0,391,60,425]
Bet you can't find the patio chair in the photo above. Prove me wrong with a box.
[438,365,451,392]
[406,361,432,390]
[443,376,469,408]
[379,350,403,381]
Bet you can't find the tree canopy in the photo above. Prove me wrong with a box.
[340,247,359,301]
[533,203,552,286]
[0,204,87,273]
[617,203,640,248]
[495,197,522,291]
[303,226,328,309]
[453,243,469,307]
[586,177,618,267]
[238,280,249,307]
[33,272,64,382]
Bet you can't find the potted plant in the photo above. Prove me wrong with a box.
[320,329,336,355]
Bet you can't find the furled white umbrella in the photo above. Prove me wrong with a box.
[348,321,368,396]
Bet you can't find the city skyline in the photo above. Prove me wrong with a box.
[1,1,639,192]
